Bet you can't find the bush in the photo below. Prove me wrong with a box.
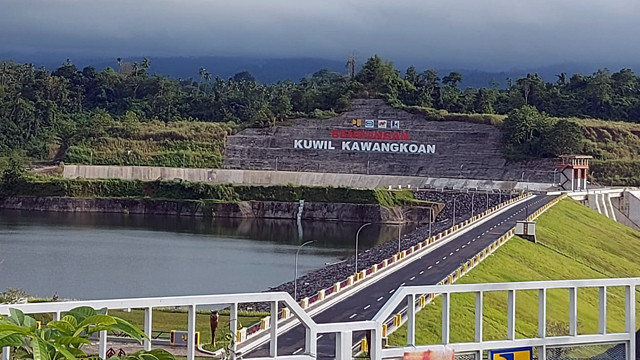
[3,177,418,206]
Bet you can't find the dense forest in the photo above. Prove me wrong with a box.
[1,55,640,177]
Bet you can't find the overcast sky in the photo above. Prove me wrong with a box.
[2,0,639,70]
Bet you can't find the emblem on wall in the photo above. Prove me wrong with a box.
[365,119,375,128]
[351,118,362,127]
[390,120,400,129]
[377,120,388,128]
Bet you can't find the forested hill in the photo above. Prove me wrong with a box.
[4,54,638,88]
[2,54,640,184]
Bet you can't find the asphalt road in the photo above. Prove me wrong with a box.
[245,194,555,358]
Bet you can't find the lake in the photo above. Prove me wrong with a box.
[0,210,413,300]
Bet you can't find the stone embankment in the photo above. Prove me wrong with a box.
[260,190,516,306]
[0,197,433,224]
[223,99,555,183]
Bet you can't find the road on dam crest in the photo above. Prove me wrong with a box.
[244,194,556,358]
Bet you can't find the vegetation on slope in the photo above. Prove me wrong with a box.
[389,199,640,346]
[3,55,640,183]
[0,165,422,206]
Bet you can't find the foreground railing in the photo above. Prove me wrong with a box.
[374,278,639,360]
[2,277,637,360]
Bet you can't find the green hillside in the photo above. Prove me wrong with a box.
[390,198,640,346]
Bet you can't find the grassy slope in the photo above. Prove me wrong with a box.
[390,198,640,346]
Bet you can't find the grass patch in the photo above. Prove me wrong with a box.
[109,309,263,351]
[390,198,640,346]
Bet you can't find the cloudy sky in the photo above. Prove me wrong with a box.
[2,0,639,70]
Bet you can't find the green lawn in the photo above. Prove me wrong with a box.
[390,198,640,346]
[109,309,263,350]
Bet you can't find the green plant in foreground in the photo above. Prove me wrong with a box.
[0,306,175,360]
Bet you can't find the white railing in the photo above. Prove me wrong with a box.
[374,278,639,360]
[2,278,637,360]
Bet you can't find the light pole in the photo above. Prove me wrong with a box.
[429,207,433,239]
[452,196,458,226]
[471,192,475,216]
[397,225,401,253]
[354,223,372,274]
[486,190,490,209]
[294,240,315,301]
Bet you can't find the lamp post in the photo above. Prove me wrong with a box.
[354,223,372,274]
[429,207,433,239]
[471,192,475,216]
[294,240,315,301]
[452,196,458,226]
[486,190,490,209]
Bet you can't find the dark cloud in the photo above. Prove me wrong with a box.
[2,0,639,69]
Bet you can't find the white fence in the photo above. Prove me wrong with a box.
[2,278,638,360]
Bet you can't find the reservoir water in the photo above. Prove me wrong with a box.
[0,210,413,300]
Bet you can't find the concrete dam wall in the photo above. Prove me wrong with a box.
[222,99,556,183]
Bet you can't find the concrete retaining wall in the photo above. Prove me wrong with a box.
[63,165,551,191]
[0,196,433,224]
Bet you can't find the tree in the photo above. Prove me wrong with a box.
[442,71,462,88]
[502,105,551,157]
[345,52,357,80]
[542,119,584,156]
[404,66,419,87]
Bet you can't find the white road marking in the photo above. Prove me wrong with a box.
[456,248,460,252]
[410,276,416,281]
[293,348,303,355]
[472,239,476,242]
[449,252,454,256]
[428,265,433,269]
[443,256,447,260]
[462,245,466,248]
[364,305,371,310]
[377,297,384,302]
[435,260,440,264]
[467,241,471,245]
[420,270,424,274]
[349,313,357,319]
[400,282,406,286]
[317,335,323,339]
[389,289,395,294]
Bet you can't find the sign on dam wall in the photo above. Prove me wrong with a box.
[222,99,556,183]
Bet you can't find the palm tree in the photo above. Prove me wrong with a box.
[198,67,207,92]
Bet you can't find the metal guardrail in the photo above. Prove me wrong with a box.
[2,277,635,360]
[374,278,639,360]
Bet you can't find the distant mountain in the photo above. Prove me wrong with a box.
[0,54,346,83]
[1,53,638,88]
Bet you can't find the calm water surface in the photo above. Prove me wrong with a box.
[0,210,414,300]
